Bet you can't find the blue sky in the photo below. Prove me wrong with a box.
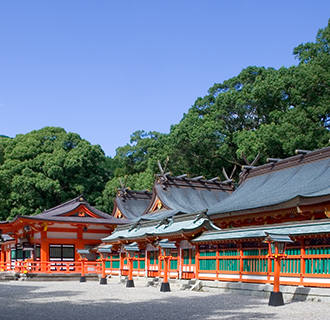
[0,1,329,157]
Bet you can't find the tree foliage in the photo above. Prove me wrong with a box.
[0,127,111,220]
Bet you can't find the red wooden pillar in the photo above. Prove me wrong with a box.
[100,254,107,285]
[6,250,11,270]
[120,252,124,277]
[80,258,87,282]
[160,251,171,292]
[145,251,148,277]
[0,245,5,269]
[273,257,281,292]
[196,247,200,279]
[158,248,162,277]
[40,236,48,273]
[300,240,305,286]
[126,256,134,287]
[216,246,219,280]
[128,258,133,280]
[101,259,106,279]
[163,256,169,283]
[239,243,243,281]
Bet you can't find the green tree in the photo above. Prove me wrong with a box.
[96,130,164,214]
[0,127,111,220]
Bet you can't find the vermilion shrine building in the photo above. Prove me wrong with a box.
[102,147,330,287]
[0,196,128,273]
[1,147,330,288]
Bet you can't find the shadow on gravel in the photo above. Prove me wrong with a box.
[0,282,278,320]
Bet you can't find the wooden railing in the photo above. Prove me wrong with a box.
[0,260,101,275]
[2,244,330,288]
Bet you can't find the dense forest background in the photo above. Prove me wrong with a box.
[1,20,330,220]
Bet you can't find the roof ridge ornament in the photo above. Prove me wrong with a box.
[129,221,141,232]
[175,174,188,179]
[156,217,171,228]
[191,175,204,180]
[222,165,237,181]
[193,209,209,223]
[156,157,171,187]
[295,149,311,155]
[267,158,282,163]
[117,176,130,198]
[239,152,260,183]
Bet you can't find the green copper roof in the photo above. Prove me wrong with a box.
[192,219,330,242]
[102,214,220,242]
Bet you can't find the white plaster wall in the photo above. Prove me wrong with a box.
[34,232,41,239]
[47,232,77,239]
[82,233,109,240]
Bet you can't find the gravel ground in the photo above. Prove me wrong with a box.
[0,280,329,320]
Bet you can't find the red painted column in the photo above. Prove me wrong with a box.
[81,259,85,277]
[128,258,133,281]
[216,247,219,280]
[273,246,280,292]
[40,233,49,273]
[300,240,306,286]
[126,255,135,287]
[101,258,106,279]
[164,257,168,283]
[0,245,4,263]
[158,248,162,277]
[239,244,243,281]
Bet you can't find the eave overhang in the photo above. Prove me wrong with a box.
[102,211,220,244]
[210,194,330,221]
[192,218,330,243]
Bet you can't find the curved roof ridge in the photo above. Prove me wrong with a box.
[139,174,233,220]
[41,195,85,214]
[208,147,330,216]
[113,189,153,220]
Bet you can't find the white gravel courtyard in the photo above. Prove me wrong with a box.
[0,280,329,320]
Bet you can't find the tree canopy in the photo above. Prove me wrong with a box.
[0,127,110,220]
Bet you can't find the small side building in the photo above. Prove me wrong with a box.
[0,196,129,273]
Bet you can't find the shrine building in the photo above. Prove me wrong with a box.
[0,196,129,273]
[100,147,330,287]
[1,147,330,289]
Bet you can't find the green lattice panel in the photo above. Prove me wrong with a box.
[243,249,259,256]
[286,248,301,255]
[112,260,120,269]
[199,250,216,257]
[281,258,300,273]
[191,250,196,264]
[305,258,330,274]
[218,259,239,271]
[199,259,216,271]
[219,250,238,256]
[306,247,330,255]
[243,258,268,272]
[170,259,178,269]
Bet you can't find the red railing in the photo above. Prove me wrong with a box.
[0,260,101,275]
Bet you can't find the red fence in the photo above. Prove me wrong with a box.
[0,260,101,275]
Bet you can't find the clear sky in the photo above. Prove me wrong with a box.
[0,1,329,157]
